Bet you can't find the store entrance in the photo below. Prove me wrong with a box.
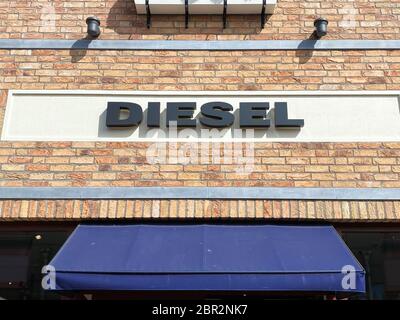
[341,229,400,300]
[0,224,72,300]
[1,223,400,300]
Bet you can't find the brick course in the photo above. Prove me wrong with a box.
[0,199,398,221]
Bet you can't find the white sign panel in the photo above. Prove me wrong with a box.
[2,90,400,142]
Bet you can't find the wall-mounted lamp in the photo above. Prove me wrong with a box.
[86,16,101,38]
[314,18,328,38]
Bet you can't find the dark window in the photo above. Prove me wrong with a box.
[341,231,400,300]
[0,229,71,300]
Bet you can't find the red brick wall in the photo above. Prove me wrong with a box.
[1,0,399,40]
[0,48,400,189]
[0,1,399,221]
[0,141,399,188]
[0,49,398,91]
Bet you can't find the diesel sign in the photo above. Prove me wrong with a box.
[106,101,305,129]
[4,91,400,142]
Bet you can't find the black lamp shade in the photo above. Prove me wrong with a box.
[86,16,101,38]
[314,18,328,38]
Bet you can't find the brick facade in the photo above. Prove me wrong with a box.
[0,141,400,188]
[1,0,399,40]
[0,1,399,222]
[0,49,398,91]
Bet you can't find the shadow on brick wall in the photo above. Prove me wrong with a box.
[69,37,92,63]
[295,32,318,64]
[106,0,267,37]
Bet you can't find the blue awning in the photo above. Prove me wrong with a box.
[49,224,365,293]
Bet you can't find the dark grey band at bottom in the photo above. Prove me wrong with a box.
[0,187,399,200]
[1,39,400,51]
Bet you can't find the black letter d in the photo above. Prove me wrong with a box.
[106,102,143,127]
